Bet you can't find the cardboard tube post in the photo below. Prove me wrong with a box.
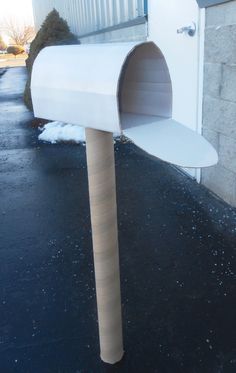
[85,128,124,364]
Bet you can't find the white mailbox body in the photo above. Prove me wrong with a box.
[32,42,137,134]
[31,41,218,168]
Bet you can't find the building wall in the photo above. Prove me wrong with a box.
[79,22,147,43]
[201,0,236,206]
[32,0,147,38]
[197,0,232,7]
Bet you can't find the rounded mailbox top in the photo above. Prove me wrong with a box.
[31,42,146,133]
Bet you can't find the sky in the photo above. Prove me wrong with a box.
[0,0,34,42]
[0,0,34,24]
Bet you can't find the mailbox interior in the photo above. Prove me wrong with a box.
[119,42,173,130]
[118,42,217,168]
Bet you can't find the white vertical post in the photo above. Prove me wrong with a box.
[85,128,124,364]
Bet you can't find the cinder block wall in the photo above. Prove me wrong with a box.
[202,0,236,206]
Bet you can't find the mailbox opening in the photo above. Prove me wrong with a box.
[119,42,172,130]
[118,42,217,168]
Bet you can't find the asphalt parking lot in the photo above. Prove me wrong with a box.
[0,67,236,373]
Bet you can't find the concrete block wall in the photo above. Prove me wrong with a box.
[202,0,236,206]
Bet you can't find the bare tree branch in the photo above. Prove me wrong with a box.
[3,18,35,46]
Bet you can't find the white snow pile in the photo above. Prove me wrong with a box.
[38,121,129,145]
[38,121,86,144]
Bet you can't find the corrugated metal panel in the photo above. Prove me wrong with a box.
[32,0,146,35]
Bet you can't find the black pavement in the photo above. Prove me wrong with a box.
[0,67,236,373]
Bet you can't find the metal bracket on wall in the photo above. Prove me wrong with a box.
[177,22,196,37]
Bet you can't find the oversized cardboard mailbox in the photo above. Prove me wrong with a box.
[32,42,218,168]
[31,41,218,365]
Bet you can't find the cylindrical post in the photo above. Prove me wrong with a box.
[85,128,124,364]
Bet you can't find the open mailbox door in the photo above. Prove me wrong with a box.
[31,42,218,169]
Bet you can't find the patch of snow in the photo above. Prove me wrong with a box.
[38,121,85,144]
[38,121,127,145]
